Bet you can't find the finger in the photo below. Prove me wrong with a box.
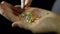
[12,21,18,27]
[25,0,32,8]
[14,5,22,10]
[1,1,13,8]
[12,21,22,27]
[0,4,4,15]
[0,2,20,22]
[12,20,32,30]
[14,5,21,8]
[1,1,22,15]
[14,5,25,12]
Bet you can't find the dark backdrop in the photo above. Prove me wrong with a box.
[0,0,55,10]
[0,0,57,34]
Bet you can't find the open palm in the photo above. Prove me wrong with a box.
[0,1,60,34]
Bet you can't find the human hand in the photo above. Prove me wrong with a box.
[0,1,60,34]
[12,6,60,34]
[0,1,22,22]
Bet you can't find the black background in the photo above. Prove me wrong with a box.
[0,0,57,34]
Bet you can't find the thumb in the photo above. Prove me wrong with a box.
[12,21,32,30]
[12,22,17,27]
[12,21,23,28]
[12,21,20,27]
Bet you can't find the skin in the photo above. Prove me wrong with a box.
[0,1,60,34]
[12,7,60,34]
